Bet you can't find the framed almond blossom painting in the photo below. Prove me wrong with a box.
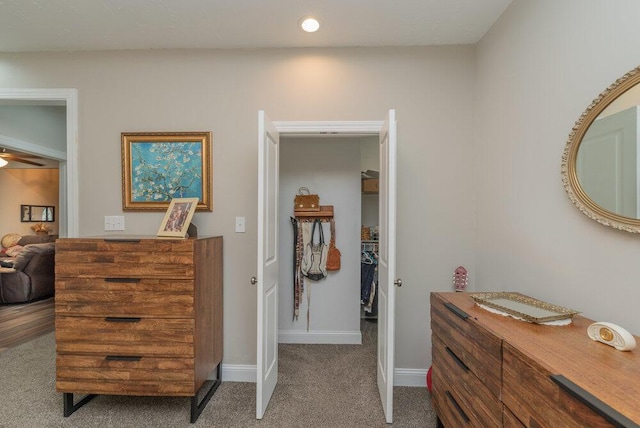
[121,131,212,211]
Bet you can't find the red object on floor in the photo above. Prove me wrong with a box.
[427,365,432,393]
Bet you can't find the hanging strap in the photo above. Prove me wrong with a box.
[329,218,336,248]
[310,218,325,245]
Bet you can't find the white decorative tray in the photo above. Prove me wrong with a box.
[471,292,580,324]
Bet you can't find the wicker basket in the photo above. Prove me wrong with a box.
[361,226,371,241]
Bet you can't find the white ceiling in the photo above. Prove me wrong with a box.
[0,0,512,52]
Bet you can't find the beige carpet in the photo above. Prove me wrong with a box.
[0,320,437,427]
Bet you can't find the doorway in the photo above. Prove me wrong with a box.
[257,111,398,423]
[278,136,369,345]
[276,136,379,341]
[0,88,79,237]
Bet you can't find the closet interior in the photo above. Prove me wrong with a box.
[360,141,380,323]
[278,136,379,345]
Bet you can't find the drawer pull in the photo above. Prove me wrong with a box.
[550,375,637,428]
[105,356,142,361]
[445,391,470,423]
[104,317,141,323]
[104,278,141,283]
[445,302,470,320]
[445,347,470,372]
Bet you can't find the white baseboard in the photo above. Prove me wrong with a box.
[218,364,428,387]
[215,364,257,383]
[394,368,428,387]
[278,330,362,344]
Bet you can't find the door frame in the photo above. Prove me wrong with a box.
[0,88,79,237]
[257,117,388,419]
[273,120,383,135]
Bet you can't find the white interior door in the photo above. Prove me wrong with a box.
[256,110,280,419]
[577,106,638,217]
[377,109,397,423]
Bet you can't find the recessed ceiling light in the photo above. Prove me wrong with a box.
[300,17,320,33]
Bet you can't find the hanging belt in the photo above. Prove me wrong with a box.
[291,217,306,321]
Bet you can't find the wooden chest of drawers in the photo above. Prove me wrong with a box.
[55,236,223,422]
[431,292,640,428]
[431,292,502,427]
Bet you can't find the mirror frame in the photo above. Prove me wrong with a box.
[20,204,55,222]
[562,65,640,233]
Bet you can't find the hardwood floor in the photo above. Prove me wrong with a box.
[0,298,54,352]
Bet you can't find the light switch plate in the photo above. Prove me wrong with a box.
[235,216,245,233]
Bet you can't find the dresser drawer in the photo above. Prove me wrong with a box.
[503,342,616,428]
[56,316,194,357]
[431,293,502,397]
[432,336,501,426]
[56,278,194,317]
[432,367,493,427]
[56,239,196,279]
[503,405,525,428]
[56,354,196,396]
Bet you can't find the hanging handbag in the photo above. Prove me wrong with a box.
[294,187,320,212]
[326,218,341,271]
[301,219,329,281]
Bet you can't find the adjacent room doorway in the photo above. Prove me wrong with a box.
[0,88,79,237]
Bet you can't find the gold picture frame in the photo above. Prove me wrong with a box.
[157,198,199,238]
[121,131,212,211]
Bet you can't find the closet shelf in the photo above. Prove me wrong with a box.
[294,205,334,218]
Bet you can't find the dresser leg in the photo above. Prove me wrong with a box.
[190,362,222,423]
[63,392,97,417]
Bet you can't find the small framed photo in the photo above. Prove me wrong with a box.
[157,197,199,238]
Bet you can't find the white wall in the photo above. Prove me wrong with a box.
[0,105,67,152]
[278,137,361,343]
[476,0,640,333]
[360,137,379,172]
[360,138,379,227]
[0,45,477,376]
[361,194,379,228]
[0,106,67,153]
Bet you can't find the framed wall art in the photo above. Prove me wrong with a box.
[121,131,212,211]
[157,197,199,238]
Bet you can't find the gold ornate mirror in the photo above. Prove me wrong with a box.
[562,65,640,233]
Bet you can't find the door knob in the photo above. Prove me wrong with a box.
[394,278,403,287]
[251,276,257,285]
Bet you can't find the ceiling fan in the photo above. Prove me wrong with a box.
[0,148,46,167]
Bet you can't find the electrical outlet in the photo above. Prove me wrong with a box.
[104,216,125,231]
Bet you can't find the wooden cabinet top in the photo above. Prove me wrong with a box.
[56,235,221,241]
[432,292,640,423]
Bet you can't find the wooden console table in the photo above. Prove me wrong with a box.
[55,236,223,423]
[431,292,640,427]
